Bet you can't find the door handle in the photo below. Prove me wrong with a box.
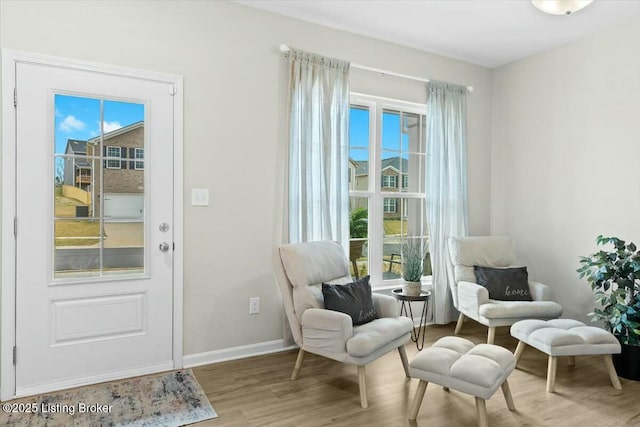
[159,242,170,252]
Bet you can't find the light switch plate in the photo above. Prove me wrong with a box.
[191,188,209,206]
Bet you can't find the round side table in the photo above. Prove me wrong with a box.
[392,288,431,351]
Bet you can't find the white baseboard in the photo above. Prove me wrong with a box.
[183,339,297,368]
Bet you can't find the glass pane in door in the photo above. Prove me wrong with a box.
[101,100,145,275]
[53,95,101,278]
[53,95,145,279]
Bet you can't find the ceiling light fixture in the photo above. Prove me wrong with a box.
[531,0,594,15]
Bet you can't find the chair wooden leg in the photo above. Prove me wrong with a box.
[475,397,488,427]
[487,327,496,344]
[514,341,526,365]
[398,346,410,378]
[454,313,465,335]
[568,356,575,367]
[358,365,368,408]
[546,356,557,392]
[603,354,622,390]
[291,349,305,380]
[408,380,428,420]
[501,379,516,411]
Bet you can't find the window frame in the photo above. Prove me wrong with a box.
[105,146,121,169]
[349,93,428,288]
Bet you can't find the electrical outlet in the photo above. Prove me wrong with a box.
[249,297,260,314]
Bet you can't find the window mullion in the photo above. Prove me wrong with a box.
[369,101,384,285]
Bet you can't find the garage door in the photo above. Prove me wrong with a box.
[104,193,144,219]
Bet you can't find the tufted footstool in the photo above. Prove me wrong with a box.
[510,319,622,392]
[408,336,516,427]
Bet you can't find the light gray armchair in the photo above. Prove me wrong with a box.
[448,236,563,344]
[273,240,413,408]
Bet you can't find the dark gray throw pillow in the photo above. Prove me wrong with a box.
[322,275,378,325]
[474,266,532,301]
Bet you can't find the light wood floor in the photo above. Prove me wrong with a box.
[192,321,640,427]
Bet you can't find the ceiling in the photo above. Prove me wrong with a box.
[236,0,640,68]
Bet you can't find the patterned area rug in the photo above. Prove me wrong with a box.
[1,369,217,426]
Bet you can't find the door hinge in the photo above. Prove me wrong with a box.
[13,217,17,238]
[13,346,16,365]
[13,87,17,107]
[169,85,177,96]
[173,242,175,251]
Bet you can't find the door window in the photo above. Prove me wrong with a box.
[53,95,145,279]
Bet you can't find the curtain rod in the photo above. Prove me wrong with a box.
[279,44,474,93]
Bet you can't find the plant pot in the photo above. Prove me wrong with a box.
[402,281,422,297]
[349,240,365,262]
[613,342,640,381]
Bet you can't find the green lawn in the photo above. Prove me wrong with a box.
[54,186,100,246]
[55,186,84,217]
[55,220,101,246]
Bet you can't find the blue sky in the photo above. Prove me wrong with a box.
[349,107,409,161]
[54,95,144,154]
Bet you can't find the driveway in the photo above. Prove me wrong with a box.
[103,222,144,248]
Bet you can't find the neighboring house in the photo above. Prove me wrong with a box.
[349,156,408,219]
[63,139,92,191]
[63,121,145,218]
[348,158,359,190]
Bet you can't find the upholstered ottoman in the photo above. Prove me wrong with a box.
[510,319,622,392]
[408,336,516,427]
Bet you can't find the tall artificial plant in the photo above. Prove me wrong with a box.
[577,235,640,345]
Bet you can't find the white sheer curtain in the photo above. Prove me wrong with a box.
[284,48,350,249]
[426,81,469,324]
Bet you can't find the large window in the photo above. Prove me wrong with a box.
[348,94,428,287]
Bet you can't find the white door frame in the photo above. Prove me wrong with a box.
[0,49,184,400]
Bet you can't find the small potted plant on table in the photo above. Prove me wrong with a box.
[577,235,640,380]
[401,237,425,296]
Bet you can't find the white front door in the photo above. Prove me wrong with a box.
[12,59,177,396]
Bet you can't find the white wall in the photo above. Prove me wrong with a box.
[491,17,640,321]
[0,1,492,357]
